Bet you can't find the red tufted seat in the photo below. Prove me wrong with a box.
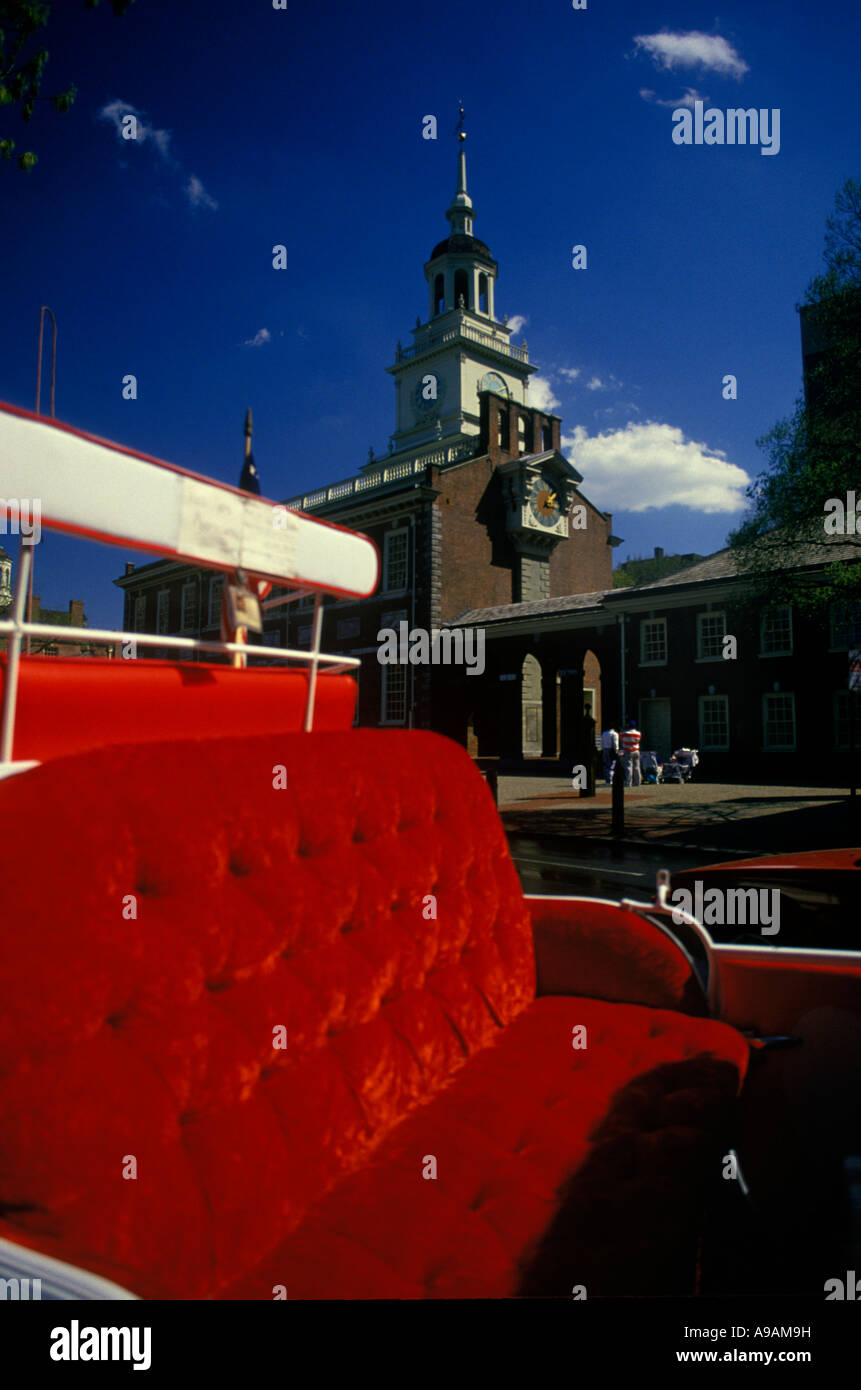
[0,728,748,1299]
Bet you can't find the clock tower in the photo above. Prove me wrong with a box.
[385,121,536,458]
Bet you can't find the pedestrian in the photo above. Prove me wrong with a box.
[621,718,642,787]
[600,723,619,784]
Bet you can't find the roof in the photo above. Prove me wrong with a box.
[429,233,496,267]
[639,533,861,592]
[450,590,610,626]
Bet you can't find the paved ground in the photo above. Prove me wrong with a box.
[490,772,861,857]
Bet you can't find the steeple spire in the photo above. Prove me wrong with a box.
[240,407,260,494]
[447,105,474,236]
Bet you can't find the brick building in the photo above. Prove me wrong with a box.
[116,134,618,733]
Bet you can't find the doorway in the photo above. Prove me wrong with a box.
[639,698,672,759]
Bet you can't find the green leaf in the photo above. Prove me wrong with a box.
[17,148,36,171]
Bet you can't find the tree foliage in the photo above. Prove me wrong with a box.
[0,0,134,170]
[729,178,861,617]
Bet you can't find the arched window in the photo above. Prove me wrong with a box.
[454,268,469,309]
[478,273,488,314]
[433,274,445,316]
[497,409,510,450]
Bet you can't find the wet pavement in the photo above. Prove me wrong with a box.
[490,773,861,858]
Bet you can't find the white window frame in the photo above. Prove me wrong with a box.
[696,611,726,662]
[762,692,796,750]
[639,617,667,666]
[698,693,730,751]
[156,589,170,635]
[208,575,224,629]
[829,599,861,652]
[133,595,146,632]
[380,663,407,725]
[759,606,793,657]
[181,581,198,633]
[383,530,408,593]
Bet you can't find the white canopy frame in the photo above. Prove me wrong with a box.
[0,404,379,768]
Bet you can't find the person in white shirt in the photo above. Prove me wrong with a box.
[600,725,619,784]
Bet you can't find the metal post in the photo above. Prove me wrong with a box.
[1,542,34,764]
[611,752,625,838]
[30,307,56,655]
[851,691,857,802]
[304,592,324,732]
[619,613,627,728]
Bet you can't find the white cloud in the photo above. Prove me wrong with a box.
[557,366,581,381]
[98,100,173,159]
[529,376,560,412]
[640,86,706,109]
[243,328,271,348]
[561,421,750,513]
[633,31,749,80]
[187,174,218,211]
[507,314,528,334]
[585,373,622,392]
[98,100,218,211]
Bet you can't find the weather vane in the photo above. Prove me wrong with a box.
[454,103,466,142]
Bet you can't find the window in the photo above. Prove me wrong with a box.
[760,606,793,655]
[478,273,488,314]
[156,590,170,635]
[453,268,469,309]
[298,625,312,646]
[381,609,407,629]
[830,599,861,650]
[497,408,510,451]
[381,664,407,724]
[383,531,408,591]
[541,422,553,451]
[298,591,314,611]
[337,617,361,640]
[261,630,281,647]
[763,692,796,749]
[640,618,667,665]
[133,595,146,632]
[181,581,198,632]
[699,694,729,750]
[433,273,444,316]
[208,576,224,628]
[697,611,726,660]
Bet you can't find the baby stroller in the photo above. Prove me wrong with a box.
[640,750,662,784]
[661,748,699,783]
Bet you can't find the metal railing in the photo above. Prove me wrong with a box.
[0,546,359,771]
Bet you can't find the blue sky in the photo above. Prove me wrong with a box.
[1,0,858,626]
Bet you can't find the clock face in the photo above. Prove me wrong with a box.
[413,374,446,416]
[528,475,561,527]
[479,371,508,398]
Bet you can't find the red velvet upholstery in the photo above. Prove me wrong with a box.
[0,728,748,1298]
[0,655,356,762]
[530,896,709,1014]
